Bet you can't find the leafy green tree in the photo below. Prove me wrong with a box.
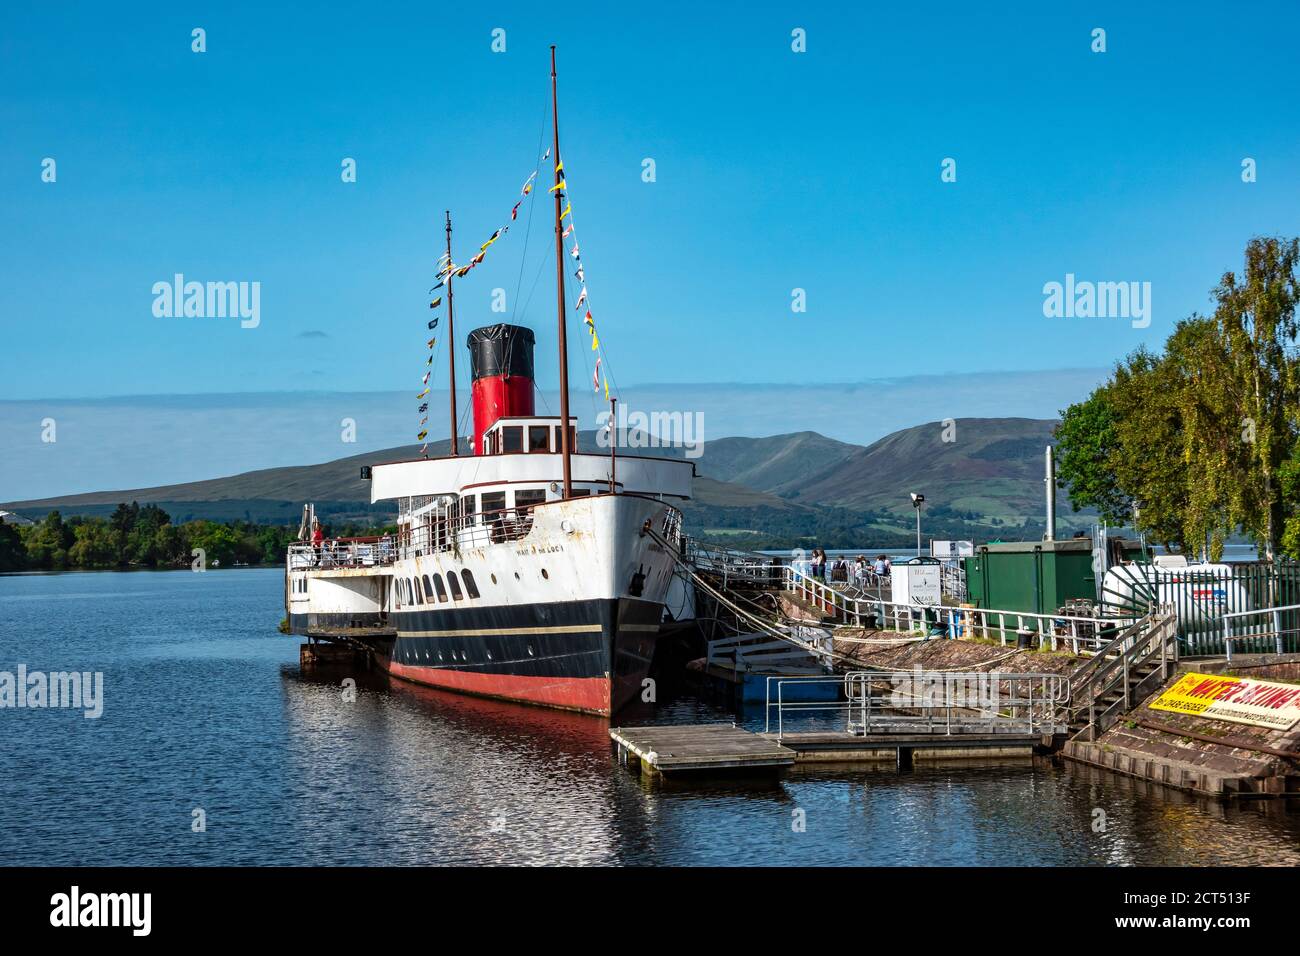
[1108,346,1190,550]
[185,521,242,568]
[0,524,25,570]
[1055,385,1130,523]
[151,524,189,566]
[24,511,74,569]
[109,502,140,536]
[1210,236,1300,561]
[68,520,124,568]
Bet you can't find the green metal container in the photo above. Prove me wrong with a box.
[962,538,1096,616]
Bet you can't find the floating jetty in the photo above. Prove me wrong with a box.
[611,723,1051,777]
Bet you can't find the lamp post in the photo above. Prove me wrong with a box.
[910,493,925,558]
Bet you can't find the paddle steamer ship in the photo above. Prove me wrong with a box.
[286,49,695,715]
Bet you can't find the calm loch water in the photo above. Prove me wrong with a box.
[1,568,1297,866]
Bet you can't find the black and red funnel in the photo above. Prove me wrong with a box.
[467,324,536,453]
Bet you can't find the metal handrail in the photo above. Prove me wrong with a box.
[1222,602,1300,660]
[844,670,1069,736]
[287,539,397,569]
[781,565,1134,651]
[1067,607,1179,741]
[761,671,1070,741]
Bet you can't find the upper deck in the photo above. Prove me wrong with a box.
[368,414,694,504]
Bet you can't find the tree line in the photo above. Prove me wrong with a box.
[0,502,380,572]
[1055,236,1300,561]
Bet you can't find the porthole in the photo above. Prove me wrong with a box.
[541,568,549,580]
[527,645,535,656]
[514,571,520,580]
[490,573,498,584]
[486,650,493,660]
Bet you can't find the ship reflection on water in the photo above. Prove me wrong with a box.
[285,664,1300,867]
[2,569,1298,867]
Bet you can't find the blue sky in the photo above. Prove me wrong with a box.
[3,2,1299,496]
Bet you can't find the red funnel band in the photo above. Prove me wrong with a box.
[471,375,535,453]
[467,324,536,453]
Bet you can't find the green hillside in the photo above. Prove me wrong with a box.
[3,418,1087,545]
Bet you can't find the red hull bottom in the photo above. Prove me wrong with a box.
[386,660,613,716]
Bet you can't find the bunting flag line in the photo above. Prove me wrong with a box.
[418,388,430,399]
[556,161,618,409]
[511,201,522,220]
[418,430,428,441]
[419,403,428,413]
[549,179,566,193]
[422,371,430,385]
[429,297,442,310]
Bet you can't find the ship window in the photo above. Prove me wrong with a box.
[462,569,480,599]
[414,577,424,603]
[552,425,562,450]
[422,575,434,601]
[528,426,550,452]
[515,489,546,511]
[481,491,506,516]
[431,573,448,602]
[570,488,591,497]
[502,426,523,453]
[447,572,464,601]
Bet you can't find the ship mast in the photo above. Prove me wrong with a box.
[551,45,573,497]
[445,210,458,456]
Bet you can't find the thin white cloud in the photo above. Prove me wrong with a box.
[0,368,1106,502]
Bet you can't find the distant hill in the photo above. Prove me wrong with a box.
[2,418,1085,544]
[789,418,1061,519]
[688,431,859,497]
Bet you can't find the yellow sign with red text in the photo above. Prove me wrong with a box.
[1150,672,1300,730]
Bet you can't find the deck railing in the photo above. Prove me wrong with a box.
[288,536,397,569]
[782,565,1135,651]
